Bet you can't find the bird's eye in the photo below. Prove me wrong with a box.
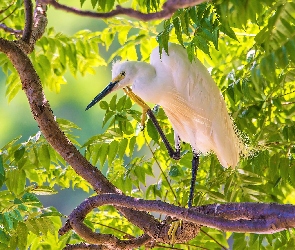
[121,71,126,76]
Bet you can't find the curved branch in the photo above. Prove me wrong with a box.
[66,194,295,239]
[42,0,208,21]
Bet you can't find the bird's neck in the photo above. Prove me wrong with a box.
[131,63,161,104]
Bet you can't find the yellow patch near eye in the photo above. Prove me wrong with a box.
[112,72,125,83]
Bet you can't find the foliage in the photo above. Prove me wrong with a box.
[1,0,295,249]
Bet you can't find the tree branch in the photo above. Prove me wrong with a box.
[22,0,33,43]
[41,0,208,21]
[64,193,295,247]
[15,0,48,54]
[0,23,22,35]
[64,243,108,250]
[0,4,18,23]
[0,2,14,15]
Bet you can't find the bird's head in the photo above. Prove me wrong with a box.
[85,61,136,111]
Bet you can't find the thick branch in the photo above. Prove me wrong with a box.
[42,0,208,21]
[66,194,295,238]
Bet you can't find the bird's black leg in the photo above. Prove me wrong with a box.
[146,109,180,160]
[188,151,199,208]
[146,108,199,207]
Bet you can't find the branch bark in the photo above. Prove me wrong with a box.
[41,0,208,21]
[61,193,295,248]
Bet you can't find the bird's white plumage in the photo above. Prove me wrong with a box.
[112,43,243,167]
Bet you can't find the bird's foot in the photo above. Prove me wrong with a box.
[167,219,183,244]
[170,150,181,160]
[123,86,150,127]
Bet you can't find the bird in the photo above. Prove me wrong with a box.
[86,43,244,208]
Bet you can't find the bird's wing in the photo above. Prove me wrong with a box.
[151,44,242,167]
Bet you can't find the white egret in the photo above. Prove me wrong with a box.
[86,43,243,208]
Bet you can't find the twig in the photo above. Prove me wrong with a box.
[199,229,227,250]
[0,23,22,35]
[143,132,180,206]
[0,4,18,23]
[41,0,209,21]
[0,1,14,14]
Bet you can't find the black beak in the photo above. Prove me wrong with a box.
[85,81,118,111]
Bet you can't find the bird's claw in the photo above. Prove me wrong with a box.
[123,86,150,127]
[167,219,183,244]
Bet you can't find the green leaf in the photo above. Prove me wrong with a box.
[118,26,131,45]
[186,42,195,62]
[22,193,42,207]
[10,209,23,221]
[6,169,26,195]
[103,110,116,127]
[134,165,146,185]
[91,0,98,9]
[118,138,128,160]
[0,155,5,188]
[3,212,14,230]
[106,0,115,11]
[38,145,50,170]
[37,54,51,77]
[260,53,276,80]
[25,219,39,235]
[219,25,238,41]
[169,165,181,177]
[285,40,295,63]
[109,94,117,111]
[5,73,21,102]
[116,95,127,112]
[180,10,190,35]
[193,36,210,56]
[80,0,86,7]
[0,229,10,244]
[146,119,159,142]
[14,147,25,162]
[108,140,118,164]
[173,18,183,46]
[157,20,172,55]
[91,143,101,165]
[99,100,108,110]
[57,118,81,130]
[128,136,136,157]
[30,186,57,195]
[16,222,28,250]
[99,143,109,167]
